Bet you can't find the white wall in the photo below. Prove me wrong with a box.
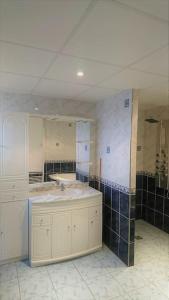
[95,90,137,189]
[44,120,76,161]
[29,117,44,172]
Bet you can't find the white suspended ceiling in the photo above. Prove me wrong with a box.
[0,0,168,107]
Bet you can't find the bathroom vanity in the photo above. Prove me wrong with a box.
[29,183,102,267]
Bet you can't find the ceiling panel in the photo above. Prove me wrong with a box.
[33,78,90,99]
[0,0,91,51]
[45,54,121,85]
[63,1,168,66]
[0,42,56,76]
[76,86,120,102]
[117,0,169,21]
[131,46,169,77]
[100,69,168,89]
[0,72,39,93]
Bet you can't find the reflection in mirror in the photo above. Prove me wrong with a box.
[76,121,94,183]
[29,116,94,185]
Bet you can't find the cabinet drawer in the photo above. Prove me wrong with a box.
[89,205,101,219]
[0,180,28,191]
[32,215,51,226]
[0,191,28,203]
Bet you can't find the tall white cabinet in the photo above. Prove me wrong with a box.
[0,113,28,263]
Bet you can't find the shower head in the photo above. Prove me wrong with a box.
[145,118,159,123]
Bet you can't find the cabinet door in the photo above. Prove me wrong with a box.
[32,226,51,260]
[72,208,88,254]
[0,200,28,261]
[52,212,71,258]
[1,113,28,177]
[89,218,102,249]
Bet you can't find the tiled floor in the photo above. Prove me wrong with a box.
[0,220,169,300]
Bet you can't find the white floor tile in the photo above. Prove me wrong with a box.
[19,271,56,298]
[56,281,94,300]
[86,273,123,300]
[127,283,169,300]
[0,279,20,300]
[21,293,57,300]
[0,263,17,283]
[16,260,47,279]
[73,254,110,281]
[0,220,168,300]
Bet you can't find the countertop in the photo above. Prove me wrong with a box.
[29,182,102,204]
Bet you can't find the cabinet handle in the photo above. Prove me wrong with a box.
[40,219,43,225]
[67,225,71,231]
[91,220,94,224]
[0,232,3,237]
[46,229,50,235]
[95,210,97,214]
[73,225,76,231]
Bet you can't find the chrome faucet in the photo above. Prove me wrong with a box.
[60,183,65,191]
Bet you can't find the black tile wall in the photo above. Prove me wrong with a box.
[119,238,129,266]
[112,189,120,212]
[109,229,119,256]
[164,215,169,233]
[111,210,119,234]
[90,178,135,267]
[105,186,112,208]
[136,173,169,235]
[147,176,156,193]
[44,161,76,182]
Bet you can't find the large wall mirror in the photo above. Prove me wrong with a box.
[29,115,94,184]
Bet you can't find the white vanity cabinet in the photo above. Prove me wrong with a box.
[89,205,102,249]
[0,113,29,264]
[52,212,71,259]
[29,195,102,266]
[71,208,89,254]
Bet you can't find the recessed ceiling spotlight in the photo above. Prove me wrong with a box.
[77,71,84,77]
[34,106,39,111]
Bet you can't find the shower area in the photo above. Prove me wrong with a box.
[135,109,169,265]
[155,120,169,189]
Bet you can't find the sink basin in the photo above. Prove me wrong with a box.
[29,182,101,204]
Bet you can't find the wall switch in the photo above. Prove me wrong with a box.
[106,146,110,153]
